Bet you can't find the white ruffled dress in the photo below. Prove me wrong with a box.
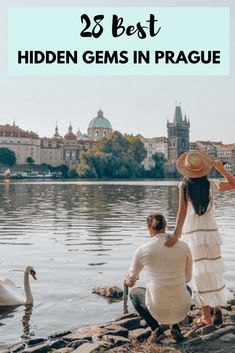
[180,180,232,307]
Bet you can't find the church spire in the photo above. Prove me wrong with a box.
[173,105,183,124]
[54,121,59,137]
[68,122,73,133]
[97,108,104,117]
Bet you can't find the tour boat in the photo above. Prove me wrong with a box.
[12,171,54,179]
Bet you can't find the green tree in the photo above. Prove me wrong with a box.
[0,147,16,167]
[97,131,146,177]
[148,152,167,178]
[97,131,129,156]
[126,135,147,164]
[26,156,35,165]
[76,131,147,178]
[77,150,106,178]
[77,162,97,178]
[67,164,78,178]
[57,164,68,178]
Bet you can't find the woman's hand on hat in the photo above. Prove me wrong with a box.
[165,234,179,247]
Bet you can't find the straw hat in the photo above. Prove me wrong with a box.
[176,150,213,178]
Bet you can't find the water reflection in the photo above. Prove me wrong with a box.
[0,305,18,323]
[21,305,33,340]
[0,304,33,341]
[3,179,10,194]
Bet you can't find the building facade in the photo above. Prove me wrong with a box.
[40,137,64,166]
[0,123,40,165]
[0,110,112,167]
[40,123,97,166]
[138,135,156,170]
[155,137,168,157]
[138,135,168,170]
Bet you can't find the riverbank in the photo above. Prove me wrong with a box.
[2,295,235,353]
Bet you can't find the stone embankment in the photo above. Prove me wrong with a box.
[1,298,235,353]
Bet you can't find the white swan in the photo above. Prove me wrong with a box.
[0,266,37,306]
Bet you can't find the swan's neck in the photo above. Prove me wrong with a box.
[24,272,33,304]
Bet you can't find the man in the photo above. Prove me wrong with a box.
[125,212,192,343]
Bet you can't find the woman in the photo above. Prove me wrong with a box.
[165,151,235,325]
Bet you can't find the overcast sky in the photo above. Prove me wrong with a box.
[0,0,234,142]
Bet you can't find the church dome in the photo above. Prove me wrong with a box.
[76,128,83,140]
[81,133,89,140]
[88,109,112,129]
[64,132,77,140]
[64,123,77,140]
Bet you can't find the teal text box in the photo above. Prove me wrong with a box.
[8,7,230,75]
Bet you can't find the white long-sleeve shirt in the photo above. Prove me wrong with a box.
[128,233,192,324]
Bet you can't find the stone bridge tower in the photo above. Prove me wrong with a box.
[167,104,190,163]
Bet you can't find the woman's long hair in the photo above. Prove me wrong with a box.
[184,176,210,215]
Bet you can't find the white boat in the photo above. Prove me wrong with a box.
[3,169,11,178]
[0,169,11,178]
[12,171,54,179]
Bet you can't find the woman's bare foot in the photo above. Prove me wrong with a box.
[194,316,212,325]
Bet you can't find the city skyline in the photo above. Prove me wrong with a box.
[1,103,233,144]
[1,104,234,175]
[1,104,233,146]
[0,0,234,142]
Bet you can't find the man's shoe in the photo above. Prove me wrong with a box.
[151,326,166,343]
[213,309,223,326]
[170,324,185,343]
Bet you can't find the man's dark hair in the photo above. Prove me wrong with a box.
[147,212,165,231]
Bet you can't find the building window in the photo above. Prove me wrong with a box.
[95,131,99,137]
[103,131,107,137]
[65,151,70,160]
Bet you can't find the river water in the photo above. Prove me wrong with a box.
[0,180,234,347]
